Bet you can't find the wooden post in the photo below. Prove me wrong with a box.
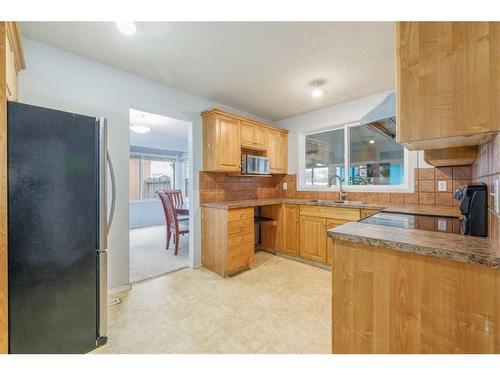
[0,21,9,354]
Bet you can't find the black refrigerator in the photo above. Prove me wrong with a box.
[7,101,115,353]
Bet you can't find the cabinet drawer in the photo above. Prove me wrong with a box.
[228,230,254,247]
[227,242,254,272]
[227,208,254,222]
[300,205,360,221]
[227,218,254,235]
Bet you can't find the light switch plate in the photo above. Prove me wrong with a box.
[437,218,447,232]
[438,180,447,192]
[283,182,288,190]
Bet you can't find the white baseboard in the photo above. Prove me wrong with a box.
[108,284,131,295]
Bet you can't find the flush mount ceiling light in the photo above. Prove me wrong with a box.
[116,22,137,35]
[369,139,375,144]
[310,79,326,98]
[130,125,151,134]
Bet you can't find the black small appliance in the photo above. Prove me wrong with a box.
[453,182,488,237]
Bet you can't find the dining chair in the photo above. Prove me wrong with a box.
[158,191,189,255]
[163,189,188,222]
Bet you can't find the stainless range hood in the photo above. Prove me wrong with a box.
[360,91,396,140]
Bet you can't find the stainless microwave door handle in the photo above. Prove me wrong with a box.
[107,151,116,230]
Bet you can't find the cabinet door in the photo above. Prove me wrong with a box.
[299,216,327,263]
[326,219,348,265]
[277,132,288,173]
[216,116,241,171]
[254,125,267,148]
[266,129,278,172]
[240,121,255,148]
[397,22,500,149]
[283,204,299,256]
[5,33,18,101]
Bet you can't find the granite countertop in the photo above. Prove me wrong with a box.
[200,198,461,218]
[328,222,500,268]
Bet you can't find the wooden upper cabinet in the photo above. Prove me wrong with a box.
[277,131,288,173]
[202,109,288,173]
[203,113,241,172]
[4,22,25,102]
[396,22,500,150]
[240,120,267,150]
[266,129,288,174]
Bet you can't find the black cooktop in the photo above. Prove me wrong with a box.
[359,212,461,234]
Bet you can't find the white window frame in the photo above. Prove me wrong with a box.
[129,152,177,202]
[297,121,416,193]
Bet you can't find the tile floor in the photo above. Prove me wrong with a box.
[94,252,331,354]
[129,225,189,283]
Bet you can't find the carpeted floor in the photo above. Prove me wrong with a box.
[129,225,189,283]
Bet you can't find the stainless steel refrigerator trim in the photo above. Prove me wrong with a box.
[97,117,108,338]
[107,151,116,229]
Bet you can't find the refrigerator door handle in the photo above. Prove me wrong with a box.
[106,151,116,230]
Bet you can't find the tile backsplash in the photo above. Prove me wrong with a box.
[200,166,471,206]
[471,133,500,250]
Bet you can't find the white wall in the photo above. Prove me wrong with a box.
[276,90,431,189]
[19,38,273,291]
[277,90,395,174]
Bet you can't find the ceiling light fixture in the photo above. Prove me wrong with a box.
[310,79,326,98]
[116,22,137,35]
[369,139,375,144]
[130,125,151,134]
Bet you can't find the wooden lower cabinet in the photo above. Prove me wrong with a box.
[326,219,348,265]
[299,206,361,264]
[332,239,500,353]
[282,204,299,256]
[299,216,327,263]
[201,207,254,277]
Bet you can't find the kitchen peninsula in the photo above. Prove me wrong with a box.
[328,220,500,354]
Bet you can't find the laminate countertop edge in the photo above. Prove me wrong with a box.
[200,199,461,218]
[328,222,500,269]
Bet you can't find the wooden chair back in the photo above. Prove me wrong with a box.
[158,191,178,231]
[163,189,183,207]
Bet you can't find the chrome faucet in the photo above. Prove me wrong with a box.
[327,174,346,201]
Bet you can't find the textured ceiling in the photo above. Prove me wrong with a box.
[21,22,395,121]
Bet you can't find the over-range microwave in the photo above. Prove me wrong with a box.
[241,154,270,175]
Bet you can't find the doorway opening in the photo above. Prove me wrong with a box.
[128,109,191,283]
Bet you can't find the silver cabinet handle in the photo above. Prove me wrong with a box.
[107,151,116,230]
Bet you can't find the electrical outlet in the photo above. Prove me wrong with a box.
[283,182,288,190]
[437,180,447,192]
[437,219,447,232]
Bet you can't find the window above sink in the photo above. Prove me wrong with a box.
[299,122,417,193]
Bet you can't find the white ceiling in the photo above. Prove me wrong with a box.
[20,22,395,121]
[129,109,189,152]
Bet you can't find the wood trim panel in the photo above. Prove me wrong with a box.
[5,22,25,72]
[0,22,8,354]
[424,146,478,167]
[332,239,500,353]
[201,108,288,134]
